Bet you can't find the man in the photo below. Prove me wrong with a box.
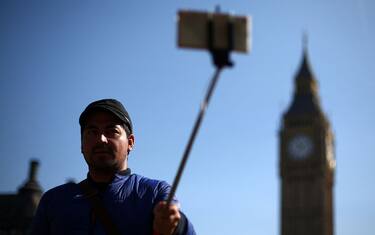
[31,99,195,235]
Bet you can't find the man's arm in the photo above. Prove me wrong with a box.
[153,180,196,235]
[153,201,196,235]
[153,201,180,235]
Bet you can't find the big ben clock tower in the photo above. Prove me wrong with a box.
[279,49,335,235]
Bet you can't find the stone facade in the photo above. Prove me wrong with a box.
[0,161,42,235]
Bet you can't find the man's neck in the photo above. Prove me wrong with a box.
[88,168,117,183]
[88,168,130,183]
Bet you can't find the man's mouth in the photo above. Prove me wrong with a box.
[93,149,113,156]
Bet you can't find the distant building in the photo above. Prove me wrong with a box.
[0,160,43,235]
[279,49,335,235]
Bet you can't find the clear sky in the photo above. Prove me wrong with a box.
[0,1,374,234]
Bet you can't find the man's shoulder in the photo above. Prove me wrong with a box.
[42,182,79,200]
[129,173,170,189]
[117,174,171,200]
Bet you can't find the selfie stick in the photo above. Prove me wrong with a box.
[166,16,235,205]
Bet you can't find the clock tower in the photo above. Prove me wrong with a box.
[279,50,335,235]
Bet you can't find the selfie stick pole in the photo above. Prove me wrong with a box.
[166,17,234,205]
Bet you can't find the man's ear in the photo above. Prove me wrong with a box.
[128,134,135,151]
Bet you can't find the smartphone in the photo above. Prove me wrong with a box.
[177,10,250,53]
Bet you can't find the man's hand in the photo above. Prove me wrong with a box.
[153,201,181,235]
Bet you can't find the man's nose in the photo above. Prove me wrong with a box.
[99,134,108,143]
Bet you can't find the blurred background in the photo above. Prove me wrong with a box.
[0,1,374,234]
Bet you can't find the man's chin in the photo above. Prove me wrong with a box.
[90,160,118,171]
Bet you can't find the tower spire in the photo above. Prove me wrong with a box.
[284,47,324,118]
[18,159,42,194]
[302,31,308,53]
[296,32,313,82]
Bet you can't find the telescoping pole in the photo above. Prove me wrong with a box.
[166,66,223,204]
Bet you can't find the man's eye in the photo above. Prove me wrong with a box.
[85,129,98,136]
[107,128,121,136]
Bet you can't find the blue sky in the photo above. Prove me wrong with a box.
[1,1,374,234]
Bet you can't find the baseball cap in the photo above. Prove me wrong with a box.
[79,99,133,134]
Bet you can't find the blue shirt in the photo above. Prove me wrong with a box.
[30,172,195,235]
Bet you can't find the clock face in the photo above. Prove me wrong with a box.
[288,134,314,160]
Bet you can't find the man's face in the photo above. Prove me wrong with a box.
[81,111,134,172]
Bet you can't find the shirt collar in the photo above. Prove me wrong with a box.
[87,168,132,190]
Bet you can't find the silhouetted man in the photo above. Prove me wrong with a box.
[31,98,195,235]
